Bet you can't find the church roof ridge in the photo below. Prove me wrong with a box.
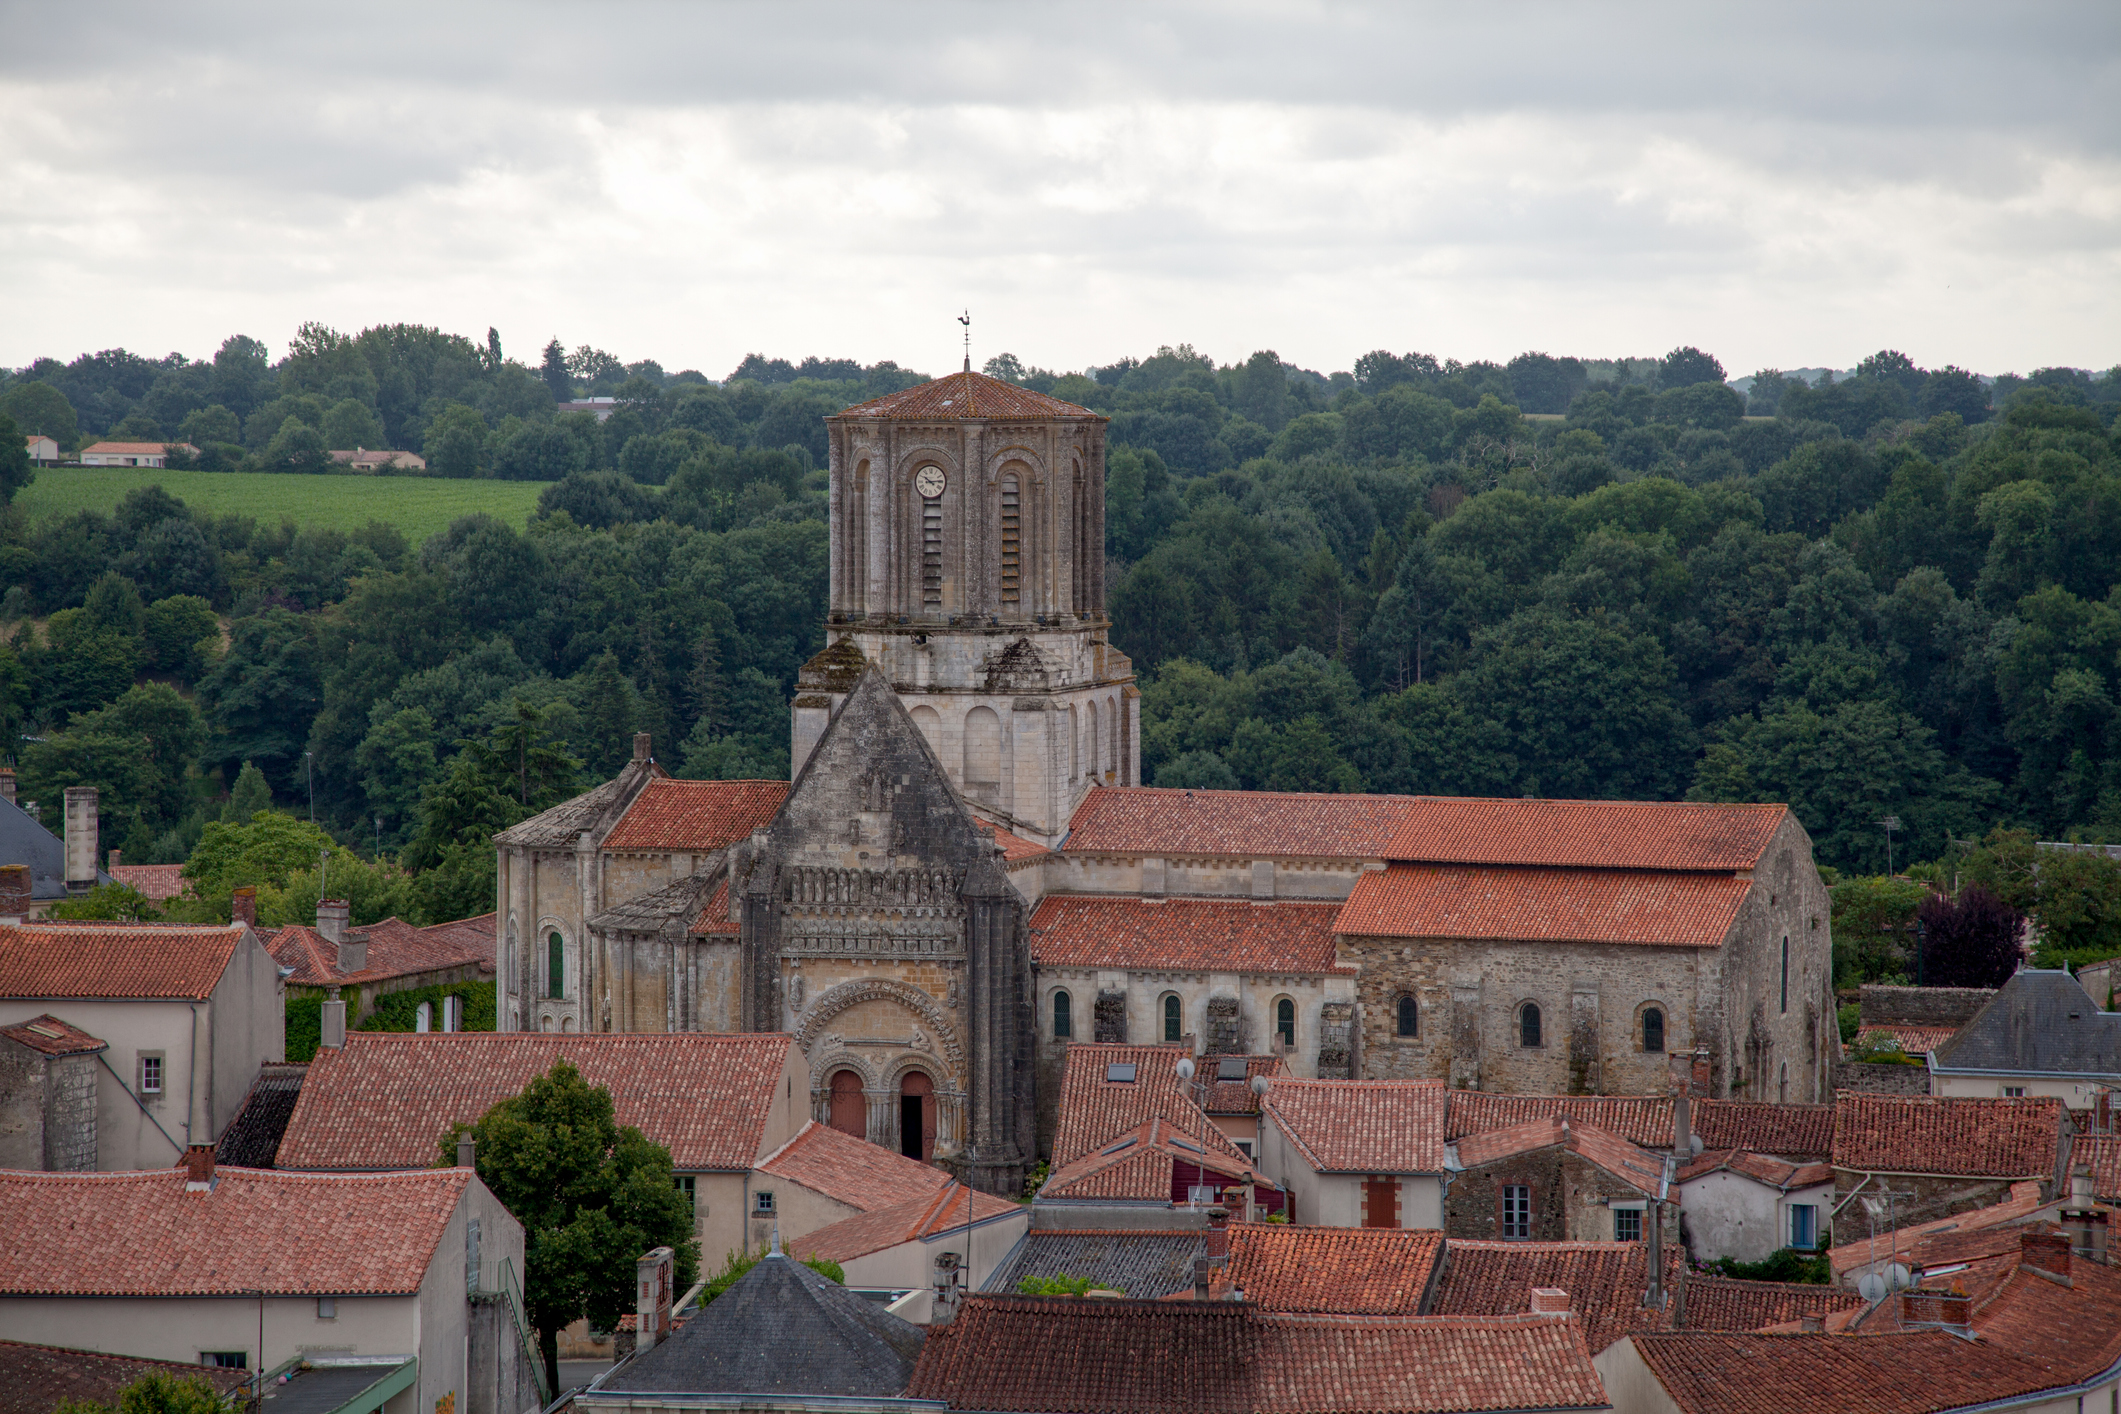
[831,369,1105,423]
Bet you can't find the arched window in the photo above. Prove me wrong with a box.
[1086,700,1100,779]
[548,932,564,1000]
[1052,990,1072,1039]
[964,706,1001,799]
[999,473,1022,606]
[1396,995,1418,1038]
[1642,1006,1665,1054]
[1164,994,1182,1042]
[919,467,944,609]
[1276,998,1296,1048]
[414,1001,432,1033]
[1519,1002,1542,1049]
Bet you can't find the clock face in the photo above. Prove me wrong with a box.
[915,466,947,498]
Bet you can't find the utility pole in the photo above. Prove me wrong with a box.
[305,751,315,824]
[1876,815,1900,877]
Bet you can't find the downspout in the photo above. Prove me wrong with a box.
[187,1003,203,1145]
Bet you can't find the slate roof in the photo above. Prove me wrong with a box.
[1039,1116,1259,1202]
[491,759,659,849]
[981,1229,1207,1298]
[1932,968,2121,1076]
[1223,1223,1444,1314]
[0,1014,107,1057]
[907,1298,1610,1414]
[1049,1043,1249,1168]
[215,1062,308,1168]
[1445,1091,1673,1149]
[589,872,720,935]
[276,1032,795,1172]
[1831,1093,2063,1178]
[602,1251,924,1399]
[106,862,187,901]
[1028,896,1348,974]
[0,922,246,1000]
[1679,1276,1863,1333]
[1259,1079,1449,1174]
[832,370,1103,423]
[0,1340,253,1414]
[1692,1101,1832,1160]
[600,778,788,852]
[793,1181,1019,1265]
[1452,1117,1667,1197]
[1426,1240,1667,1354]
[0,799,103,901]
[1337,864,1750,947]
[755,1120,951,1212]
[1676,1150,1833,1192]
[266,913,493,987]
[1063,787,1419,859]
[0,1167,476,1296]
[1384,798,1787,871]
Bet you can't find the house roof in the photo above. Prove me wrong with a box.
[792,1181,1018,1265]
[1259,1079,1449,1175]
[1049,1043,1249,1168]
[1831,1093,2063,1178]
[603,1251,925,1399]
[1855,1024,1960,1057]
[1452,1117,1667,1197]
[1063,787,1419,859]
[0,922,247,1000]
[590,872,720,936]
[979,820,1053,863]
[907,1298,1610,1414]
[0,1167,477,1296]
[1932,968,2121,1076]
[215,1062,308,1168]
[106,862,187,901]
[1445,1091,1673,1149]
[1202,1055,1289,1116]
[1383,798,1787,871]
[1828,1180,2048,1280]
[600,778,788,852]
[0,799,90,901]
[80,441,199,455]
[1678,1276,1863,1334]
[688,877,739,936]
[1039,1116,1260,1203]
[1692,1101,1833,1160]
[755,1120,952,1212]
[1336,863,1749,947]
[1426,1240,1668,1355]
[1222,1223,1443,1315]
[1028,896,1348,975]
[0,1341,253,1414]
[275,1032,795,1172]
[1621,1330,2058,1414]
[2081,1134,2121,1201]
[831,370,1102,423]
[265,913,493,987]
[981,1229,1208,1299]
[0,1014,107,1057]
[1676,1150,1833,1191]
[491,758,660,849]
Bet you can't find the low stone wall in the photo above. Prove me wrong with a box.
[1836,1061,1930,1096]
[1859,984,1993,1028]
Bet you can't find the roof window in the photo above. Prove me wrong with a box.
[1099,1136,1139,1156]
[1170,1137,1203,1154]
[1217,1058,1248,1082]
[1105,1063,1137,1083]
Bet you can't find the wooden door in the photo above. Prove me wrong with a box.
[1362,1177,1397,1229]
[828,1070,866,1138]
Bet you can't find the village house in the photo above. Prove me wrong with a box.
[1255,1078,1449,1229]
[103,850,188,906]
[749,1117,957,1240]
[258,893,495,1027]
[1927,968,2121,1104]
[1675,1149,1834,1265]
[1444,1115,1670,1245]
[21,434,60,465]
[1831,1093,2070,1229]
[791,1181,1025,1307]
[78,441,198,467]
[328,447,426,472]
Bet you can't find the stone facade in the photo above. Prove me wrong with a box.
[1445,1144,1650,1243]
[0,1034,99,1170]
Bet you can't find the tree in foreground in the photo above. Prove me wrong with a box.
[440,1059,697,1396]
[55,1371,234,1414]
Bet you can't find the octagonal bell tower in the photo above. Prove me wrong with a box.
[791,368,1138,846]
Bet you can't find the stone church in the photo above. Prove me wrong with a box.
[495,369,1837,1195]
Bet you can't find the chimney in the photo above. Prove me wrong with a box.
[0,765,15,805]
[633,732,651,764]
[231,887,256,926]
[1644,1196,1666,1309]
[337,930,368,975]
[1205,1206,1230,1263]
[2021,1228,2072,1280]
[1899,1289,1972,1333]
[932,1251,964,1325]
[1193,1256,1211,1301]
[1691,1047,1711,1097]
[63,786,98,892]
[184,1143,216,1190]
[1798,1314,1825,1334]
[0,863,30,922]
[316,898,349,945]
[636,1246,675,1352]
[457,1134,477,1170]
[107,848,121,870]
[1672,1092,1692,1158]
[1529,1287,1570,1315]
[320,989,346,1049]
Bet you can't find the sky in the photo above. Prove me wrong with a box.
[3,1,2117,381]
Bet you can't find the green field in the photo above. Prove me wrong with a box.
[18,468,554,543]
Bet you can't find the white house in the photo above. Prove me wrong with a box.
[1255,1078,1447,1229]
[790,1180,1027,1316]
[1928,969,2121,1105]
[23,435,59,464]
[78,441,198,467]
[1676,1149,1834,1264]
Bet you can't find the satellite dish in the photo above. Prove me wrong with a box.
[1251,1075,1272,1097]
[1887,1263,1913,1292]
[1858,1272,1886,1304]
[1175,1058,1195,1083]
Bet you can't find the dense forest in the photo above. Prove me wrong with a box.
[2,326,2118,981]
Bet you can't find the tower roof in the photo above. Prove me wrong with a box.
[831,369,1104,422]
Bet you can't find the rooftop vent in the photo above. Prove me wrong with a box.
[1106,1063,1137,1084]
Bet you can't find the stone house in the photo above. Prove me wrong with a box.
[1830,1093,2070,1230]
[0,1014,106,1170]
[1255,1079,1449,1229]
[1444,1115,1668,1244]
[0,922,283,1169]
[749,1118,957,1245]
[1927,968,2121,1105]
[263,897,494,1027]
[0,1157,533,1414]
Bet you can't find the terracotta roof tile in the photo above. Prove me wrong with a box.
[1427,1240,1669,1353]
[0,1167,477,1296]
[2080,1133,2121,1201]
[1624,1330,2057,1414]
[492,765,656,849]
[106,863,187,901]
[979,821,1053,863]
[1050,1043,1250,1169]
[1030,896,1347,975]
[601,778,788,852]
[1676,1150,1833,1190]
[1338,863,1749,947]
[1040,1117,1259,1203]
[1260,1079,1449,1174]
[793,1182,1018,1265]
[1223,1223,1443,1314]
[80,442,200,455]
[689,877,739,935]
[1831,1093,2063,1178]
[0,922,246,1000]
[1828,1180,2047,1280]
[756,1120,951,1211]
[276,1032,795,1172]
[832,370,1103,423]
[1678,1276,1862,1333]
[907,1297,1608,1414]
[1691,1101,1832,1160]
[1958,1241,2121,1388]
[1202,1055,1289,1117]
[1064,787,1419,859]
[265,913,492,988]
[1446,1092,1674,1148]
[0,1340,253,1414]
[0,1013,106,1057]
[1453,1117,1666,1196]
[1384,798,1787,871]
[1854,1024,1959,1056]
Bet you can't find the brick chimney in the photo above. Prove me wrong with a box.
[1672,1091,1693,1157]
[457,1134,477,1169]
[107,848,121,870]
[1530,1287,1570,1315]
[1899,1289,1972,1333]
[184,1143,216,1190]
[320,988,346,1049]
[63,786,98,893]
[316,898,349,945]
[2020,1228,2072,1280]
[636,1246,675,1353]
[0,863,30,922]
[0,765,15,805]
[634,732,651,764]
[1205,1206,1230,1262]
[231,886,256,926]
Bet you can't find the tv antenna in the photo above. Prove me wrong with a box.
[958,310,971,372]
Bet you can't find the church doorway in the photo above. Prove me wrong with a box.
[828,1070,866,1139]
[899,1072,936,1162]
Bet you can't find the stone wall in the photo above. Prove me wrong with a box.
[0,1037,47,1169]
[1836,1061,1931,1096]
[1832,1170,2034,1232]
[1859,985,1995,1028]
[0,1042,97,1171]
[1446,1148,1646,1242]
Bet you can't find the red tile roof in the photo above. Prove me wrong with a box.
[979,821,1053,863]
[0,1167,477,1296]
[0,923,247,1000]
[600,778,788,852]
[1040,1116,1259,1202]
[832,370,1103,423]
[1203,1055,1289,1116]
[2080,1133,2121,1201]
[1385,798,1787,871]
[1029,896,1347,975]
[793,1181,1019,1265]
[1623,1330,2058,1414]
[1677,1276,1863,1333]
[0,1014,107,1057]
[1260,1079,1449,1174]
[1049,1043,1250,1168]
[1828,1180,2047,1280]
[1691,1101,1832,1160]
[1446,1092,1674,1148]
[1453,1117,1666,1196]
[1831,1093,2062,1178]
[1676,1150,1833,1191]
[1956,1242,2121,1391]
[1064,787,1419,859]
[80,441,200,456]
[908,1297,1609,1414]
[275,1032,796,1172]
[1427,1240,1669,1354]
[1853,1024,1958,1056]
[1337,863,1749,947]
[106,862,187,901]
[755,1120,951,1211]
[1223,1223,1443,1315]
[689,877,739,935]
[0,1341,253,1414]
[265,913,493,988]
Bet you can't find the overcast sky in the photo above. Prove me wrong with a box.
[3,1,2116,380]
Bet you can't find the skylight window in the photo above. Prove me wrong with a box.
[1217,1058,1248,1082]
[1170,1137,1203,1154]
[1106,1063,1137,1083]
[1100,1136,1139,1156]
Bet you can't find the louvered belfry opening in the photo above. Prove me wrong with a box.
[922,493,943,607]
[1000,475,1021,606]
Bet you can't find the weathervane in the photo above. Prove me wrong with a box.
[958,310,971,372]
